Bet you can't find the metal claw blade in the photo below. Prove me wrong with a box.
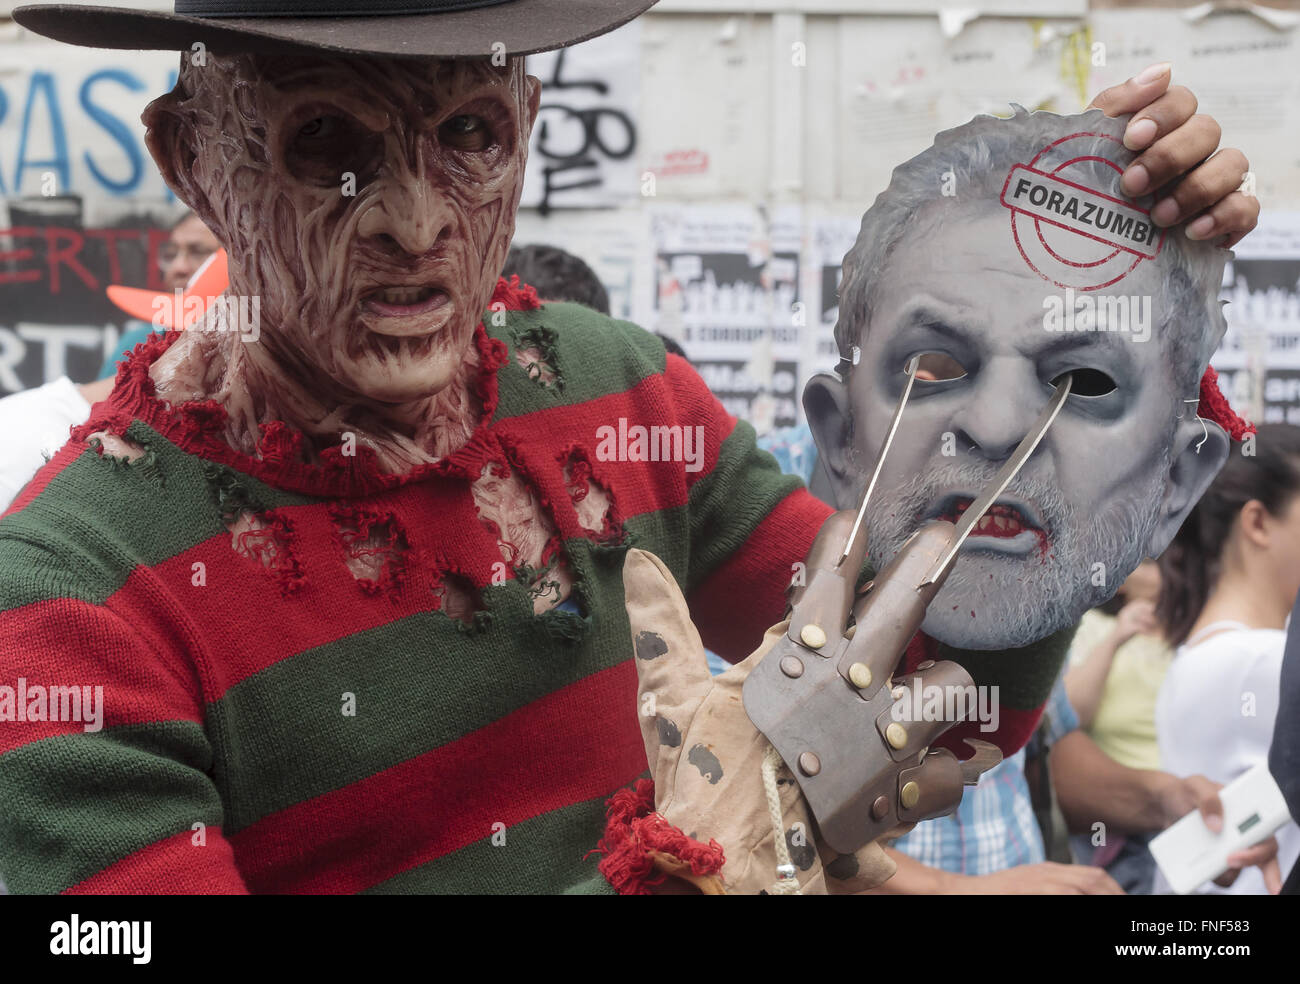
[920,373,1073,588]
[837,355,920,569]
[959,738,1003,785]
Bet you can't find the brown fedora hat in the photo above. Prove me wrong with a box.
[12,0,658,58]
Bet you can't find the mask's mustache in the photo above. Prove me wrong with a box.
[869,459,1072,547]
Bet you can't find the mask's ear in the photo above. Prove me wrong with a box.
[803,370,858,510]
[1146,415,1231,557]
[143,92,217,230]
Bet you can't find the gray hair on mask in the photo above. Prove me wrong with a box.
[833,105,1230,397]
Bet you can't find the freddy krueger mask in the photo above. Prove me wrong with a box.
[806,107,1237,651]
[141,52,541,472]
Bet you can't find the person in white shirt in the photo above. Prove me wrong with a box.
[0,376,111,512]
[1155,422,1300,894]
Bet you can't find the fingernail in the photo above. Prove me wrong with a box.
[1122,163,1150,196]
[1186,215,1216,240]
[1135,62,1171,85]
[1124,117,1158,151]
[1151,198,1179,226]
[1205,813,1223,833]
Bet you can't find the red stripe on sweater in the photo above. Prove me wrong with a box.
[64,827,248,894]
[0,596,204,755]
[664,351,737,489]
[1,439,89,521]
[228,660,645,893]
[110,483,498,701]
[689,487,832,663]
[492,355,735,520]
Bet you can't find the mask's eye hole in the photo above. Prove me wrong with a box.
[284,110,383,189]
[906,352,967,382]
[1053,368,1116,396]
[439,113,494,152]
[298,116,334,139]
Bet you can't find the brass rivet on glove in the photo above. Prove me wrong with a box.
[886,722,908,749]
[800,623,827,649]
[892,686,906,700]
[798,751,822,776]
[901,781,920,809]
[848,662,872,689]
[780,655,805,678]
[871,795,890,820]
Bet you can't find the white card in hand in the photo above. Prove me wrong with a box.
[1149,761,1290,895]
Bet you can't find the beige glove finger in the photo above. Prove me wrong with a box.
[622,549,717,800]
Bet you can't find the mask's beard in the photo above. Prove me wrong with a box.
[864,455,1169,648]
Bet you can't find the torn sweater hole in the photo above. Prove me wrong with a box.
[432,570,491,633]
[513,324,561,389]
[85,431,164,486]
[329,504,409,594]
[471,460,574,614]
[202,462,304,593]
[86,430,147,462]
[560,444,624,543]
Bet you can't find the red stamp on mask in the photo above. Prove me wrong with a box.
[999,131,1166,291]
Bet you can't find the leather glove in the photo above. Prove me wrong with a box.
[621,547,896,894]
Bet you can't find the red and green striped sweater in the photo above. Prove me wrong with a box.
[0,279,1071,894]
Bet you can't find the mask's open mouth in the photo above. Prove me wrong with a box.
[362,285,450,318]
[927,493,1050,556]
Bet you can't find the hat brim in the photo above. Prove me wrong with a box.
[12,0,656,58]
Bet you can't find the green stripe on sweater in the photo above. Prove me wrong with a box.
[0,722,223,894]
[489,303,666,422]
[0,422,319,610]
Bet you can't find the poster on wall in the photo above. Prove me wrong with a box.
[808,214,863,371]
[0,44,181,395]
[1212,212,1300,426]
[650,203,802,433]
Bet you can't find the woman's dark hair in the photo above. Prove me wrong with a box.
[1157,423,1300,646]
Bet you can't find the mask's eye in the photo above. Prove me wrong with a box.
[298,116,335,139]
[284,110,383,189]
[440,114,493,152]
[1052,368,1117,396]
[905,352,967,382]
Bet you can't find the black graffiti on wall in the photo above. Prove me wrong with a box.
[532,49,636,215]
